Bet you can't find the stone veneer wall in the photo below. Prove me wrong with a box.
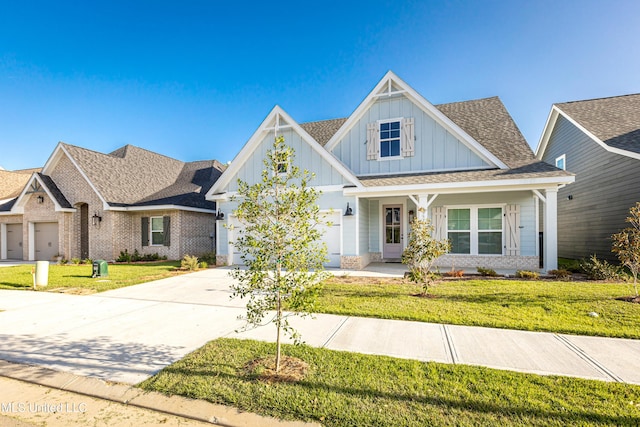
[433,255,540,271]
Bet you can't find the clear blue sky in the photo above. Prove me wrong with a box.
[1,0,639,170]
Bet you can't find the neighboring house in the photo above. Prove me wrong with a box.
[536,93,640,261]
[0,143,225,261]
[207,71,574,271]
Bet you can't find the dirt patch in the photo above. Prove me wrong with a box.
[46,287,97,295]
[242,355,309,383]
[615,295,640,304]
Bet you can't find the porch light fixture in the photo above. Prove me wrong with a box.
[36,195,44,204]
[567,195,574,200]
[92,212,102,226]
[216,210,225,220]
[344,203,353,216]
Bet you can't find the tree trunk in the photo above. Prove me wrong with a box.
[275,264,282,373]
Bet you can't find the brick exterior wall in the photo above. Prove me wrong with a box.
[433,254,540,271]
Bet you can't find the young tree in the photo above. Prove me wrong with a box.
[401,214,451,295]
[229,136,330,372]
[612,202,640,297]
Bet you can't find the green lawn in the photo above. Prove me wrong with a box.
[140,338,640,427]
[313,277,640,339]
[0,261,183,293]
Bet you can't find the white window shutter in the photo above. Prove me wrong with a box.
[401,117,415,157]
[431,206,446,240]
[366,122,379,160]
[505,204,521,256]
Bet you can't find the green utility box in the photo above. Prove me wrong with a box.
[92,260,109,278]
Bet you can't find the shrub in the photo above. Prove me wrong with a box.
[579,255,624,281]
[198,251,217,265]
[181,254,200,271]
[548,269,572,280]
[83,258,93,265]
[70,257,81,265]
[611,202,640,296]
[516,270,540,280]
[117,249,132,263]
[558,258,583,273]
[199,261,208,269]
[59,258,69,265]
[444,269,464,277]
[477,266,498,277]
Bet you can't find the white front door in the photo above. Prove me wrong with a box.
[383,205,402,259]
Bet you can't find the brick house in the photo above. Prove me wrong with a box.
[0,143,225,261]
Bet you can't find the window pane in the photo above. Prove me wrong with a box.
[152,231,164,245]
[390,130,400,138]
[448,209,470,231]
[381,130,390,139]
[390,140,400,156]
[386,226,393,244]
[381,123,389,131]
[386,208,392,225]
[479,232,502,254]
[151,217,163,232]
[448,232,470,254]
[390,121,400,130]
[393,208,400,224]
[478,208,502,230]
[381,141,390,157]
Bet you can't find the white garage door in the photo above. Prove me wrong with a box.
[6,224,23,260]
[229,211,341,268]
[35,222,58,261]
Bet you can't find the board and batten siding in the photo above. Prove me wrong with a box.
[358,198,369,256]
[541,115,640,261]
[431,192,537,256]
[330,96,490,175]
[227,128,348,192]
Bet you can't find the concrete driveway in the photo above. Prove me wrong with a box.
[1,267,639,385]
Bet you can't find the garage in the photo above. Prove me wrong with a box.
[6,223,23,260]
[34,222,58,261]
[229,211,342,268]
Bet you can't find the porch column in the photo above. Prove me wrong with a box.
[416,194,429,220]
[543,188,558,271]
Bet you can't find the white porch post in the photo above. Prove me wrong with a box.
[416,194,429,220]
[543,188,558,271]
[0,223,6,259]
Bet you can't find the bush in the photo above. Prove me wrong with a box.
[477,267,498,277]
[116,249,167,262]
[558,258,583,273]
[198,251,216,265]
[199,261,208,269]
[181,254,200,271]
[548,269,572,280]
[579,255,625,281]
[70,257,81,265]
[117,249,132,263]
[83,258,93,265]
[516,270,540,280]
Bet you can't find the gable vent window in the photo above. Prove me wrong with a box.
[555,154,566,170]
[367,118,414,160]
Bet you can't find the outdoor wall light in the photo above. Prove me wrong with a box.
[344,203,353,216]
[36,195,44,204]
[92,212,102,226]
[567,195,574,200]
[216,210,225,220]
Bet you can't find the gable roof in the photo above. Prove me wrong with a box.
[206,106,361,197]
[536,93,640,160]
[43,143,223,211]
[299,118,347,147]
[323,71,509,169]
[5,172,74,213]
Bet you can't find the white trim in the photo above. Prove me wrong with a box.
[536,105,640,161]
[206,106,362,199]
[0,223,6,259]
[149,215,164,246]
[345,176,575,198]
[28,222,35,261]
[555,154,566,170]
[324,71,508,169]
[532,189,546,203]
[10,173,78,214]
[534,195,540,257]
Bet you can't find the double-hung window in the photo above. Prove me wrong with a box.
[379,120,401,158]
[447,207,503,255]
[150,216,164,245]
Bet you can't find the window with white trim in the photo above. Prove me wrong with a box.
[151,216,164,245]
[272,150,289,175]
[379,120,401,158]
[447,207,503,255]
[555,154,566,170]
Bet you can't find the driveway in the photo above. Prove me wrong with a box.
[1,267,639,385]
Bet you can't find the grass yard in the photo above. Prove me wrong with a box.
[140,338,640,427]
[313,277,640,339]
[0,261,183,293]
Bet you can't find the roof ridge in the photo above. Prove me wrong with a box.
[435,95,501,107]
[556,92,640,106]
[299,117,347,126]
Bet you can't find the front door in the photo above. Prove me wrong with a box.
[383,205,402,259]
[80,204,89,259]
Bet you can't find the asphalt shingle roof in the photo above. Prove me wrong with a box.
[300,118,347,147]
[62,143,224,209]
[0,168,40,199]
[556,94,640,155]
